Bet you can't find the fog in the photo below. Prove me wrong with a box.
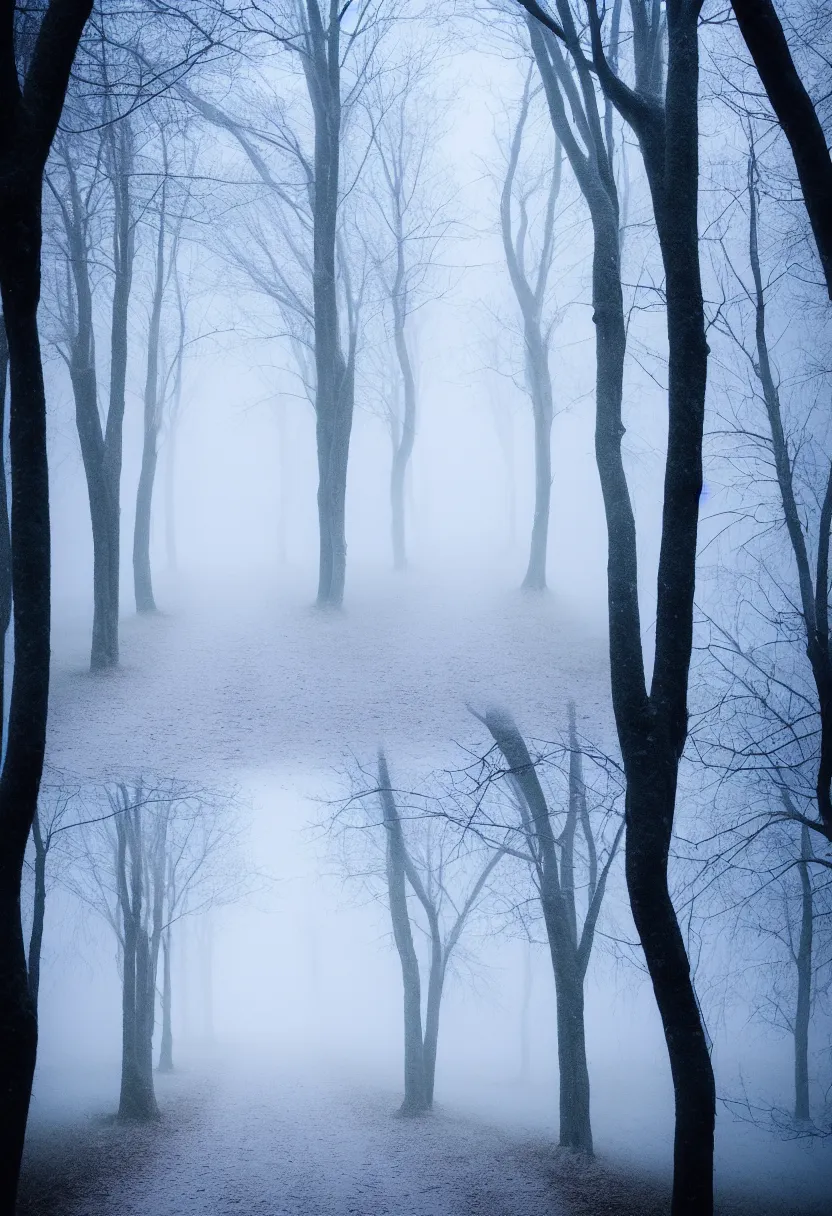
[4,2,832,1216]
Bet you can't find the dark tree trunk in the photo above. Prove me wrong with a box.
[158,927,173,1073]
[794,825,813,1120]
[0,201,52,1213]
[377,751,429,1116]
[0,5,94,1204]
[0,316,10,756]
[484,707,593,1153]
[27,810,46,1012]
[525,1,717,1205]
[730,0,832,300]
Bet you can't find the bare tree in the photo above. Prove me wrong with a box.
[333,750,504,1114]
[182,0,390,607]
[366,63,452,571]
[498,72,562,590]
[511,2,716,1204]
[468,703,623,1152]
[66,777,245,1117]
[46,103,136,667]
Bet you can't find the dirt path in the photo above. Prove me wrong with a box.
[23,1065,570,1216]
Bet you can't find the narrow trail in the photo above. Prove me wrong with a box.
[29,1065,568,1216]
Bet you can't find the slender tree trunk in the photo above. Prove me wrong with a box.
[378,751,428,1115]
[164,426,177,574]
[133,438,158,612]
[27,811,46,1012]
[794,825,813,1120]
[158,927,173,1073]
[519,941,532,1082]
[522,342,554,591]
[484,707,593,1152]
[102,123,134,659]
[422,952,444,1108]
[133,186,166,614]
[390,322,416,571]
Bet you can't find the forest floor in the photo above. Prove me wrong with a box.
[45,567,612,778]
[18,1062,829,1216]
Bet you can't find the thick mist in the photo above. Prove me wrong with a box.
[2,3,830,1216]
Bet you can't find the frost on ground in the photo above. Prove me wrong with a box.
[19,1063,827,1216]
[21,1064,573,1216]
[46,570,611,779]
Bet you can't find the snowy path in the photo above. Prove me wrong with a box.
[46,571,611,779]
[55,1065,566,1216]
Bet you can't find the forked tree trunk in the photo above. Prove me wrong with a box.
[523,3,716,1205]
[484,707,593,1153]
[378,751,429,1115]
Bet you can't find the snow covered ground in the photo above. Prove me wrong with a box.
[45,566,611,779]
[23,1061,574,1216]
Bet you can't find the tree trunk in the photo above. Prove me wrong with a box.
[0,5,94,1201]
[0,316,10,757]
[730,0,832,300]
[133,186,166,615]
[133,436,158,613]
[307,8,353,609]
[0,196,52,1211]
[519,941,532,1082]
[164,422,178,574]
[548,938,592,1151]
[157,927,173,1072]
[378,751,428,1115]
[626,769,714,1213]
[102,121,134,660]
[390,318,416,572]
[522,347,553,592]
[422,950,444,1108]
[484,707,593,1152]
[27,811,46,1012]
[794,825,813,1120]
